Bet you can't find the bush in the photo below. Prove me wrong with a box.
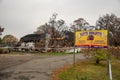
[92,49,107,64]
[81,48,107,64]
[0,48,3,54]
[0,48,11,54]
[81,48,92,59]
[109,46,120,59]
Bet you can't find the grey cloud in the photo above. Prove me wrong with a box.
[0,0,120,39]
[0,0,2,2]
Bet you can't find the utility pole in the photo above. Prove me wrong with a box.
[45,23,48,52]
[73,25,76,68]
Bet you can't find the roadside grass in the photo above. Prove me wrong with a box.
[36,52,75,56]
[52,58,120,80]
[10,51,25,54]
[9,51,78,56]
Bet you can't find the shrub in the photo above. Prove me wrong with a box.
[0,48,10,54]
[81,48,92,59]
[92,49,107,64]
[109,46,120,59]
[0,48,3,54]
[81,48,107,64]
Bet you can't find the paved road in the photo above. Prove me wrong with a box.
[1,54,85,80]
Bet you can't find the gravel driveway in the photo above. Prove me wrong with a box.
[0,54,85,80]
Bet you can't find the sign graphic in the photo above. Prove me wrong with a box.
[75,30,108,48]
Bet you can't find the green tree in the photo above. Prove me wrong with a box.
[0,37,3,48]
[93,49,107,64]
[0,37,2,44]
[2,34,18,46]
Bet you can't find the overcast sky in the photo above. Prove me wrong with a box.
[0,0,120,39]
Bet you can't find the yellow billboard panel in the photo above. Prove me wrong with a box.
[75,30,108,48]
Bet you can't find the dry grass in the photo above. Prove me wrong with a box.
[52,58,120,80]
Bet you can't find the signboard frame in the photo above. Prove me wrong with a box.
[75,30,108,48]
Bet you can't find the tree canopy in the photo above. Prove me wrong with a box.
[96,14,120,46]
[2,34,18,46]
[34,13,120,47]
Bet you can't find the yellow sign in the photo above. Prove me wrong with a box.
[75,30,108,48]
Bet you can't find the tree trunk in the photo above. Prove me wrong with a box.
[96,58,100,64]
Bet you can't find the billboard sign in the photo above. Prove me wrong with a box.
[75,30,108,48]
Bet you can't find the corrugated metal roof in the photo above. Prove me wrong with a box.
[20,34,45,42]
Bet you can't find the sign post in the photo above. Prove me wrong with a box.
[107,27,112,80]
[74,30,112,80]
[73,27,76,68]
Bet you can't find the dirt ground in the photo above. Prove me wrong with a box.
[0,53,42,71]
[0,53,85,80]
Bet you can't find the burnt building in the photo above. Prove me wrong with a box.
[20,34,45,43]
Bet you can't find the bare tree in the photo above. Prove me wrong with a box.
[0,26,4,35]
[96,14,120,46]
[34,23,51,34]
[0,26,4,45]
[70,18,90,31]
[48,13,70,51]
[34,13,72,52]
